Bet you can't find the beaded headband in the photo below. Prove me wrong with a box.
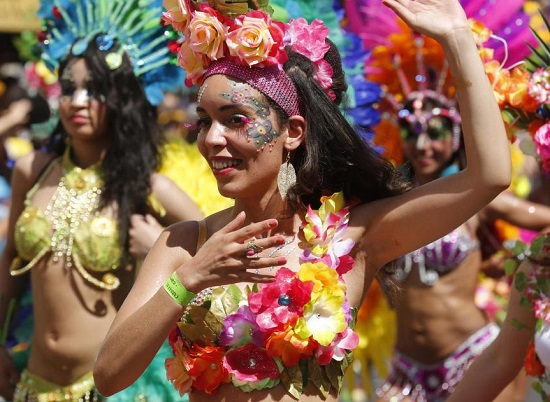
[35,0,184,105]
[162,0,335,116]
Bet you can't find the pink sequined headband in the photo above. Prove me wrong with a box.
[162,1,335,115]
[202,59,302,117]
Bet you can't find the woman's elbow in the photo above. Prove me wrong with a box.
[93,357,121,397]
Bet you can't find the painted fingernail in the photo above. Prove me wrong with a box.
[268,220,277,228]
[277,257,287,264]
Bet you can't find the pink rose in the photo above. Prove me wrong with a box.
[226,11,287,68]
[162,0,193,32]
[286,18,330,63]
[187,10,227,60]
[177,44,210,86]
[534,122,550,174]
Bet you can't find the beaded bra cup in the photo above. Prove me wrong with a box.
[11,148,122,290]
[396,227,479,286]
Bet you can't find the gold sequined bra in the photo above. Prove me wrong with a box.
[11,149,122,290]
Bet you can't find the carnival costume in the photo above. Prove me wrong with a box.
[378,193,487,401]
[4,0,189,401]
[166,192,359,398]
[341,0,539,400]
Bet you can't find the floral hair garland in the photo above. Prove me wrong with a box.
[165,192,358,398]
[162,0,336,100]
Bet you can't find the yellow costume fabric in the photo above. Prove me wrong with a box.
[158,137,234,216]
[13,370,102,402]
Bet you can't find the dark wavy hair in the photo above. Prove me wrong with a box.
[277,40,410,212]
[263,39,411,291]
[48,35,164,258]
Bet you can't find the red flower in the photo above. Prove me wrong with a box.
[525,341,546,377]
[223,343,280,382]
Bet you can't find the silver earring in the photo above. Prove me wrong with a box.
[277,153,296,199]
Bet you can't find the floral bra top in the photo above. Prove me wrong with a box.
[514,234,550,401]
[166,192,359,399]
[396,226,479,286]
[11,149,122,290]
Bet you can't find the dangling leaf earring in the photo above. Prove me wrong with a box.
[277,152,296,199]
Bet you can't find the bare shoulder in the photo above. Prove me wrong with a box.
[162,218,203,257]
[163,208,231,247]
[12,150,57,188]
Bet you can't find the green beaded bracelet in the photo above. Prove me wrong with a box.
[163,272,196,307]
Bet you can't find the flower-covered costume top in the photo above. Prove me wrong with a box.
[396,227,479,286]
[166,192,359,399]
[513,234,550,400]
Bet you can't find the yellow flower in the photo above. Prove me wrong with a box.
[297,262,345,296]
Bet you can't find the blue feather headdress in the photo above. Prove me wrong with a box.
[36,0,184,105]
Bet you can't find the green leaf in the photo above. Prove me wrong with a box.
[504,259,518,277]
[280,366,303,400]
[514,271,527,291]
[308,361,331,398]
[511,318,531,330]
[511,240,527,258]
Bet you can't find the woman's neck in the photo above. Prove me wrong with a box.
[69,140,108,168]
[232,194,302,236]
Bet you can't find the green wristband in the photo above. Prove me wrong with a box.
[163,273,196,307]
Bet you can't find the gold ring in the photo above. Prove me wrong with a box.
[245,239,263,257]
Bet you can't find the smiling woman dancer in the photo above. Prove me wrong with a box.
[0,0,203,401]
[94,0,512,400]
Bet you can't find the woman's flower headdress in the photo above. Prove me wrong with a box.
[35,0,184,105]
[162,0,335,116]
[345,0,536,163]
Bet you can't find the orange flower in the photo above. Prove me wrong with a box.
[185,344,230,394]
[265,324,316,366]
[525,341,546,377]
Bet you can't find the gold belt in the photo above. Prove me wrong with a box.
[13,369,101,402]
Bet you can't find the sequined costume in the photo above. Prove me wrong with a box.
[376,324,498,402]
[13,370,103,402]
[7,147,188,402]
[396,227,479,287]
[375,227,482,400]
[10,148,122,290]
[166,192,359,399]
